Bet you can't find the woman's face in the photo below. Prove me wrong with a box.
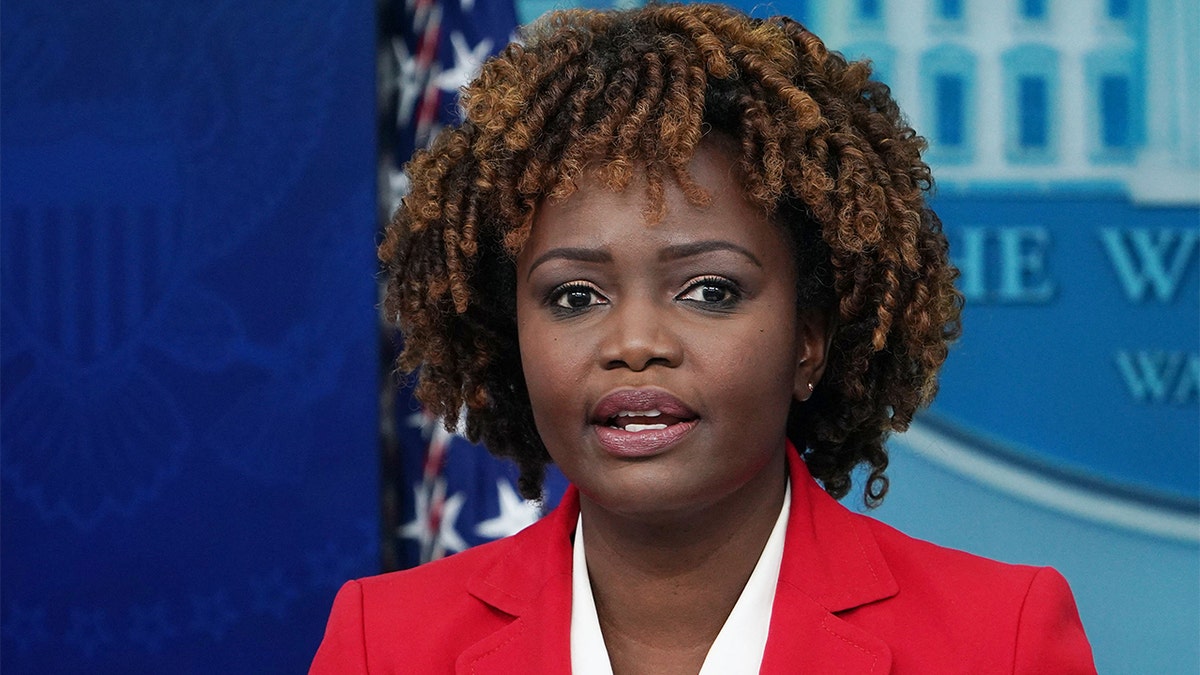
[515,140,826,521]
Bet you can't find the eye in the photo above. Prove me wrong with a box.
[677,276,742,308]
[549,282,608,311]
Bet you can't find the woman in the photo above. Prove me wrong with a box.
[313,4,1095,672]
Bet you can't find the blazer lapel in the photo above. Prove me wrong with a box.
[456,489,580,674]
[761,581,892,674]
[760,446,898,673]
[455,447,898,673]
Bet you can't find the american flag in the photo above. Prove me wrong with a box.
[383,0,520,214]
[381,0,568,569]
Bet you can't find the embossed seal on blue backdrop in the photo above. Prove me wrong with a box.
[1,1,378,672]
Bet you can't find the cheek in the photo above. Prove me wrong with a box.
[707,315,800,408]
[516,310,547,394]
[516,311,585,425]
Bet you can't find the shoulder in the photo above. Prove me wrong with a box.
[309,534,529,673]
[861,513,1045,593]
[356,529,531,633]
[310,489,581,673]
[781,451,1095,670]
[356,533,517,605]
[851,514,1096,672]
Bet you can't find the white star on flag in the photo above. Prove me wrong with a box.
[400,479,468,558]
[434,490,468,555]
[475,480,541,539]
[436,31,493,94]
[390,37,424,129]
[405,411,427,430]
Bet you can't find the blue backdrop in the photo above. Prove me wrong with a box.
[3,0,1197,672]
[1,0,378,672]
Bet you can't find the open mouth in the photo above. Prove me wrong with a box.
[606,409,690,432]
[591,389,700,457]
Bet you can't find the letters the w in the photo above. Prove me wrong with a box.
[1100,228,1198,303]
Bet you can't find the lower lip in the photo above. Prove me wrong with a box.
[593,419,698,458]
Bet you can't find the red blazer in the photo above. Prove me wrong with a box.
[312,447,1096,673]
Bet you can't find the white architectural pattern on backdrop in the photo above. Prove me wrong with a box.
[808,0,1199,204]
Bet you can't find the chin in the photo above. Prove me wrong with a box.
[576,468,730,522]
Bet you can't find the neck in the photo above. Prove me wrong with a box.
[578,449,789,670]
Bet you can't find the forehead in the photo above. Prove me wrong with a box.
[519,140,791,265]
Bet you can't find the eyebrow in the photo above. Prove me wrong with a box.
[660,240,763,268]
[524,239,763,280]
[526,247,613,280]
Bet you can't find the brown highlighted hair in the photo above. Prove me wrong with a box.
[380,3,963,505]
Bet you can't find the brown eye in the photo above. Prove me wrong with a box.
[550,282,607,311]
[563,289,593,308]
[677,276,741,308]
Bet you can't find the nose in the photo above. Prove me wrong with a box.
[597,295,683,371]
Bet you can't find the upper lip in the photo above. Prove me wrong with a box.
[590,388,698,424]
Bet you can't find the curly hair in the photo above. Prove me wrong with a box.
[380,3,962,506]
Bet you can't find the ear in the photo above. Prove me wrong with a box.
[794,308,832,402]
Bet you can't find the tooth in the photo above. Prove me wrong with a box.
[617,410,661,417]
[624,423,668,432]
